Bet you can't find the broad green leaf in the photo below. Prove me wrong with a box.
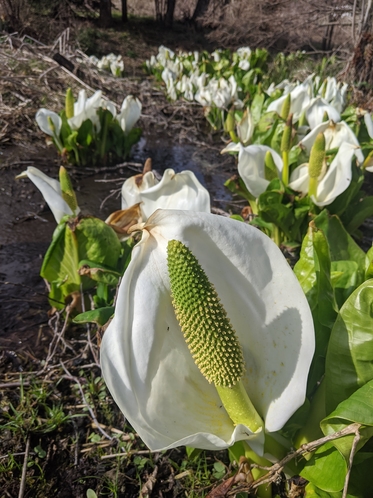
[304,482,342,498]
[250,92,265,124]
[326,284,373,414]
[300,442,346,492]
[294,223,338,394]
[123,127,142,159]
[348,452,373,497]
[73,307,114,326]
[253,111,278,145]
[77,118,94,147]
[40,221,81,295]
[78,259,121,285]
[313,210,367,308]
[342,196,373,235]
[366,246,373,279]
[330,260,361,308]
[322,380,373,459]
[75,217,122,269]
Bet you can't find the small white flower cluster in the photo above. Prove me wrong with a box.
[88,53,124,77]
[146,45,253,110]
[266,74,349,125]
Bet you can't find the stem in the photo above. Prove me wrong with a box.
[243,441,272,498]
[248,198,258,215]
[273,224,282,247]
[216,381,264,433]
[362,150,373,170]
[282,150,289,185]
[100,111,110,160]
[229,130,240,143]
[53,131,64,153]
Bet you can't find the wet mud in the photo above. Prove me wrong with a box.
[0,136,236,353]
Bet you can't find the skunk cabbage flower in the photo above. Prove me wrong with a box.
[306,97,341,129]
[35,109,62,137]
[100,209,315,452]
[301,120,364,164]
[221,143,283,198]
[267,79,312,122]
[15,166,80,223]
[289,142,361,206]
[68,90,103,130]
[121,168,210,219]
[116,95,142,134]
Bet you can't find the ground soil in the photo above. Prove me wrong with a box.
[0,14,242,496]
[1,9,373,498]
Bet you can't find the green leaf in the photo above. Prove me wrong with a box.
[321,380,373,459]
[40,221,81,304]
[250,93,265,124]
[252,111,279,145]
[313,210,367,308]
[73,307,114,326]
[325,280,373,414]
[294,222,338,394]
[228,440,245,465]
[348,452,373,497]
[185,446,202,460]
[77,118,94,147]
[224,176,256,203]
[304,482,342,498]
[75,217,122,269]
[300,442,346,492]
[78,259,121,285]
[123,127,142,158]
[342,196,373,235]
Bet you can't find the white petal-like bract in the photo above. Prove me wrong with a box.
[101,210,315,452]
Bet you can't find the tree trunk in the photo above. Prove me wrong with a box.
[99,0,112,28]
[121,0,128,22]
[192,0,211,21]
[165,0,176,26]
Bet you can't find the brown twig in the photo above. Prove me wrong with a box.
[18,436,30,498]
[227,423,362,496]
[60,362,113,441]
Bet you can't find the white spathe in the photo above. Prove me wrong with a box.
[121,169,210,219]
[305,97,341,129]
[267,80,312,122]
[35,109,62,137]
[68,90,103,131]
[301,120,364,164]
[221,143,283,198]
[116,95,142,134]
[15,166,80,223]
[100,209,315,452]
[289,142,361,206]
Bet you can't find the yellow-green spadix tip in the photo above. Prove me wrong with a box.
[167,239,245,387]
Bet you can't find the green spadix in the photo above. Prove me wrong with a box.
[308,132,326,198]
[59,166,79,214]
[167,239,264,432]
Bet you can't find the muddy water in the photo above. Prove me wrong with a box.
[0,138,236,352]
